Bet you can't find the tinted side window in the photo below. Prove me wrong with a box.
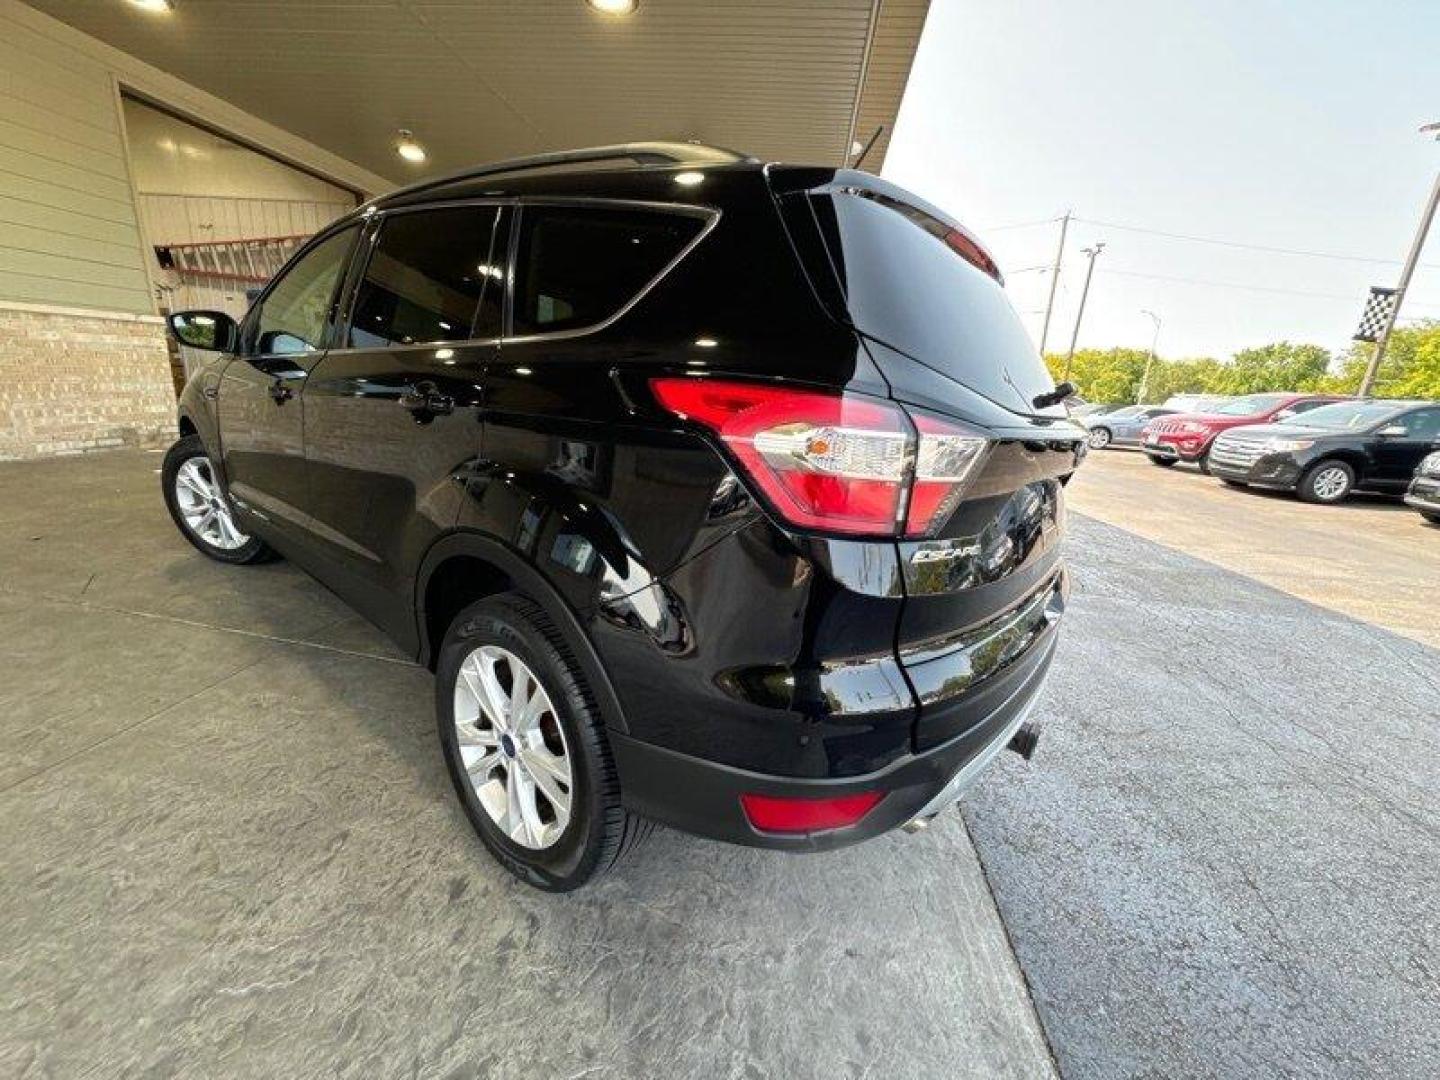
[512,206,704,335]
[349,207,500,348]
[253,226,358,355]
[1398,408,1440,439]
[1288,399,1332,415]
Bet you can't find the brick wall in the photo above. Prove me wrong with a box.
[0,303,177,461]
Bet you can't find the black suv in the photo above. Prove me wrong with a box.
[1207,398,1440,504]
[163,143,1082,890]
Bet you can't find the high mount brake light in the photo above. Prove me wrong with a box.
[650,378,989,538]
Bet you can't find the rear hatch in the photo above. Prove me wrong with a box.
[770,167,1083,747]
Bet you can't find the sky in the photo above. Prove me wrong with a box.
[884,0,1440,363]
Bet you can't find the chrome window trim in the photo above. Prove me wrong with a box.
[505,198,720,345]
[321,196,720,357]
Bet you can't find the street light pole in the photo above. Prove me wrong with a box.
[1358,121,1440,397]
[1062,241,1104,381]
[1038,211,1070,357]
[1138,309,1161,403]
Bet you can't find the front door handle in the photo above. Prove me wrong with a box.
[400,381,454,417]
[268,381,294,405]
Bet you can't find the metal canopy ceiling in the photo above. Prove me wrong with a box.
[30,0,929,186]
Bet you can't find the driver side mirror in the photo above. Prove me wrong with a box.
[167,310,239,353]
[1376,424,1408,437]
[1273,408,1296,420]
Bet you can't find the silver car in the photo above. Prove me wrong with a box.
[1083,405,1178,449]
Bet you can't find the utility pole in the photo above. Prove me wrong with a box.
[1359,121,1440,397]
[1062,241,1104,381]
[1138,309,1161,403]
[1038,212,1070,357]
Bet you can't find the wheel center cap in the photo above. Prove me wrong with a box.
[500,733,518,759]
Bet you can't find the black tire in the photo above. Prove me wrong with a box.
[1297,459,1355,504]
[1197,450,1213,475]
[1421,511,1440,525]
[161,435,275,564]
[436,593,650,891]
[1088,427,1112,449]
[1146,454,1177,468]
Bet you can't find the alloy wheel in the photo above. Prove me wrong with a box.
[1088,428,1111,449]
[453,645,573,850]
[1311,466,1350,501]
[174,457,250,550]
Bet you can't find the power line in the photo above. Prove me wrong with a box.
[1096,266,1440,308]
[980,215,1062,233]
[1072,215,1440,269]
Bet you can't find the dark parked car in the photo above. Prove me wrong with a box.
[161,143,1083,890]
[1082,404,1176,448]
[1207,399,1440,503]
[1404,450,1440,524]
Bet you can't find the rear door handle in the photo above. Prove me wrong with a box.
[268,381,294,404]
[399,381,454,416]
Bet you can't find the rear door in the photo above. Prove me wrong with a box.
[298,203,504,649]
[1371,407,1440,487]
[219,225,360,543]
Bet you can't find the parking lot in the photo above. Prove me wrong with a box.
[3,447,1437,1078]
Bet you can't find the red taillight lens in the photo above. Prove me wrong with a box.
[740,791,883,833]
[650,378,988,538]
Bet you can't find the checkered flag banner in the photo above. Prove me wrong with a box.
[1353,286,1398,342]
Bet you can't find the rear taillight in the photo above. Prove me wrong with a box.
[650,378,989,538]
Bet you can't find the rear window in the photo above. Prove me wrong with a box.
[806,189,1053,415]
[512,206,705,335]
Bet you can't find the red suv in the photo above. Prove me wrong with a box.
[1141,393,1350,472]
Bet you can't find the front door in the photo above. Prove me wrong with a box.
[1372,407,1440,487]
[219,225,360,545]
[299,205,504,649]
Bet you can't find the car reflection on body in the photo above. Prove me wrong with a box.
[1081,404,1177,449]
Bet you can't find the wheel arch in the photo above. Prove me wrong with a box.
[1308,449,1367,479]
[415,530,631,734]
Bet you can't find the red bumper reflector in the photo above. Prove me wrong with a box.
[740,791,884,833]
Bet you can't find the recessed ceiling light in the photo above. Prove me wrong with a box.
[395,129,427,164]
[674,171,705,187]
[127,0,175,12]
[587,0,637,14]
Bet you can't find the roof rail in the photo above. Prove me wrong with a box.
[363,141,755,209]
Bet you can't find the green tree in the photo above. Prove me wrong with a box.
[1044,348,1151,404]
[1209,342,1333,394]
[1042,328,1440,407]
[1142,356,1226,403]
[1333,321,1440,398]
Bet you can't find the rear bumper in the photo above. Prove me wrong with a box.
[612,625,1059,850]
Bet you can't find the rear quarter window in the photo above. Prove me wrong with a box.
[806,190,1053,416]
[512,205,707,336]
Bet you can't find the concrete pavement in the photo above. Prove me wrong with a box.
[1066,449,1440,648]
[963,508,1439,1077]
[0,450,1053,1079]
